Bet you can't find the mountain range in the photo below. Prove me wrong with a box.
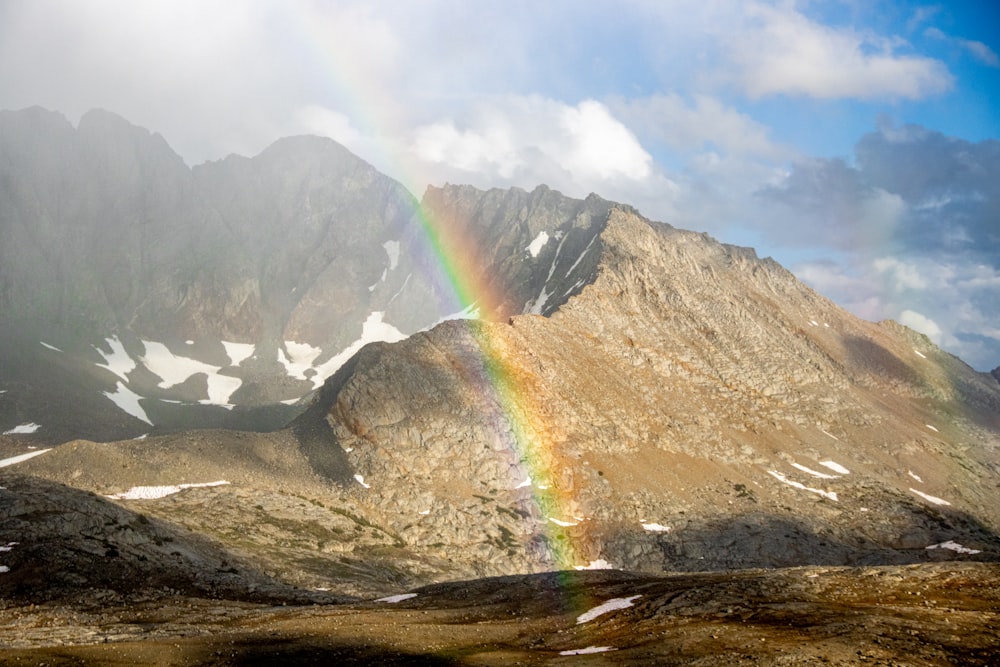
[1,108,999,664]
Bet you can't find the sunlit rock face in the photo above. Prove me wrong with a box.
[0,109,612,440]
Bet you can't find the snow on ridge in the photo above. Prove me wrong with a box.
[375,593,417,603]
[310,312,408,389]
[2,423,41,435]
[791,463,839,479]
[107,480,230,500]
[565,233,598,277]
[383,240,401,270]
[0,448,52,468]
[576,595,641,624]
[574,559,614,571]
[526,231,550,258]
[767,470,838,501]
[103,381,153,425]
[926,540,981,555]
[819,460,850,475]
[95,336,135,381]
[910,488,950,506]
[222,341,255,366]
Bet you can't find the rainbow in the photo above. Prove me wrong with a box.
[291,11,585,571]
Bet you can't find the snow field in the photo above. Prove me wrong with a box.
[375,593,417,603]
[526,231,550,257]
[926,540,980,555]
[2,423,41,435]
[560,646,617,655]
[767,470,838,501]
[0,448,52,468]
[910,488,950,506]
[107,480,230,500]
[573,559,614,571]
[576,595,641,624]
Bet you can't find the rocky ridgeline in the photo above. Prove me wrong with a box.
[0,110,610,441]
[1,115,999,601]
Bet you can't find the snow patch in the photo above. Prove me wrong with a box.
[565,233,598,277]
[791,463,839,479]
[95,336,135,381]
[576,595,641,624]
[819,429,839,441]
[354,474,371,489]
[549,517,578,527]
[925,424,939,432]
[526,231,550,257]
[560,646,617,655]
[375,593,417,603]
[641,522,671,532]
[2,423,41,435]
[515,476,532,489]
[103,381,153,425]
[926,540,981,555]
[222,341,255,366]
[819,460,850,475]
[767,470,838,501]
[908,470,924,483]
[141,341,241,404]
[910,488,950,506]
[383,240,401,270]
[0,566,8,574]
[310,312,408,389]
[278,341,323,380]
[107,480,230,500]
[574,559,614,571]
[0,448,52,468]
[914,349,927,359]
[40,341,63,352]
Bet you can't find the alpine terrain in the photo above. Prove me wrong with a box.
[1,109,999,665]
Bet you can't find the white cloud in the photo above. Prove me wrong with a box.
[729,3,953,99]
[873,257,929,291]
[408,97,653,194]
[899,309,943,344]
[614,93,794,160]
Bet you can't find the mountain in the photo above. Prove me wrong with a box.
[2,109,999,663]
[0,108,608,441]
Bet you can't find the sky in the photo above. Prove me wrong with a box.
[1,0,998,370]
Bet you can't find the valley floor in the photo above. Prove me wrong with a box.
[1,563,998,666]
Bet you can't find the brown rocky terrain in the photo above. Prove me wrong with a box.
[2,186,999,663]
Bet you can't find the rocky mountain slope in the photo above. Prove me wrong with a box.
[1,110,999,663]
[0,108,612,441]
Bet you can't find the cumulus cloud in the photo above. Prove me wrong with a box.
[613,93,794,161]
[754,158,905,249]
[727,3,953,99]
[768,123,1000,370]
[924,27,1000,67]
[407,97,655,196]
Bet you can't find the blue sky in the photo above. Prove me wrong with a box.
[1,0,998,369]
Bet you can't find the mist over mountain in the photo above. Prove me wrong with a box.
[0,108,613,441]
[2,109,999,663]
